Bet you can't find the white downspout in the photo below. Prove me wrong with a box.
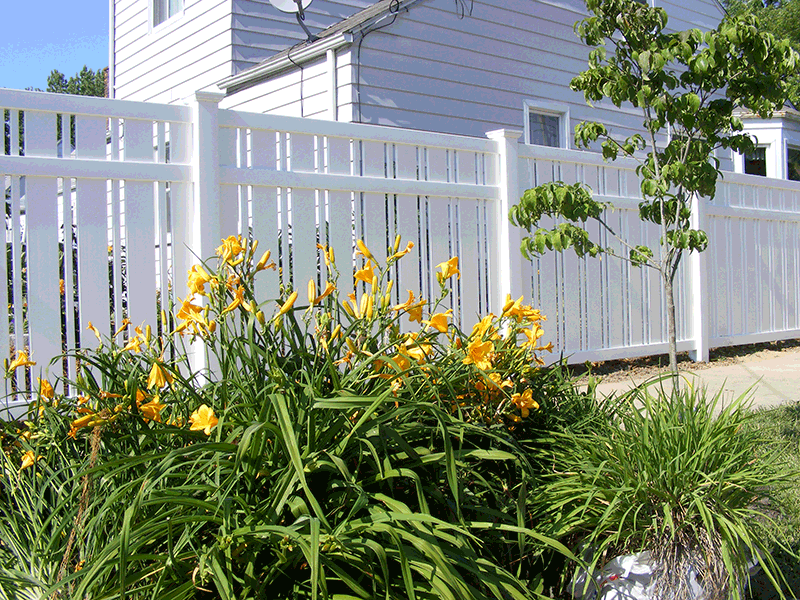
[108,0,115,98]
[327,48,337,121]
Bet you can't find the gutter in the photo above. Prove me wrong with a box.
[217,33,353,94]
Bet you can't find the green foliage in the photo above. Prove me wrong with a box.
[535,384,796,600]
[725,0,800,103]
[512,0,799,374]
[0,235,578,600]
[46,66,106,98]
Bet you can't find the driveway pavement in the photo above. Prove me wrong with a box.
[593,352,800,411]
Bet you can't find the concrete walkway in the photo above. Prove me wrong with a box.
[593,352,800,411]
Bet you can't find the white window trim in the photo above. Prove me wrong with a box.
[150,0,185,33]
[523,100,570,149]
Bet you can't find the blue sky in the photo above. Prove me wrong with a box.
[1,1,109,91]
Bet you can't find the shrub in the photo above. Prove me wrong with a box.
[535,383,795,600]
[0,235,574,600]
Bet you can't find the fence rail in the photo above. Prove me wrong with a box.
[2,87,800,414]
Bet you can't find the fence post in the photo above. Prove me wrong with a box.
[689,196,709,362]
[183,90,225,374]
[486,129,524,314]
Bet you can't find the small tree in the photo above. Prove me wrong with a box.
[510,0,798,378]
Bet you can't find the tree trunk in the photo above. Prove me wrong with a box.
[663,270,679,387]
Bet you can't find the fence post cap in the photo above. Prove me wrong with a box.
[193,90,226,104]
[486,129,523,141]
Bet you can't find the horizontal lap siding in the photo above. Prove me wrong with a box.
[354,0,652,139]
[220,57,333,119]
[114,0,233,103]
[231,0,373,74]
[655,0,724,32]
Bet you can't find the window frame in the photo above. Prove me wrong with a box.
[743,145,768,178]
[523,100,570,150]
[151,0,184,31]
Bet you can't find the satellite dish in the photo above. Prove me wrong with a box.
[268,0,319,42]
[269,0,312,13]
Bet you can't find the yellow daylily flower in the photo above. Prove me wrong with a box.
[313,282,336,305]
[139,398,166,423]
[389,241,415,261]
[222,286,245,314]
[147,362,173,390]
[38,378,54,400]
[189,404,218,435]
[113,318,131,338]
[406,300,425,324]
[354,261,375,286]
[8,351,35,371]
[436,256,461,281]
[511,389,539,418]
[87,321,102,342]
[20,450,39,471]
[187,265,213,296]
[424,309,452,333]
[216,235,244,265]
[463,337,493,371]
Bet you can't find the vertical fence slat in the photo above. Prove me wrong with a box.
[26,177,62,369]
[25,113,56,158]
[328,191,354,288]
[75,179,111,343]
[290,189,318,293]
[251,186,280,302]
[125,181,157,330]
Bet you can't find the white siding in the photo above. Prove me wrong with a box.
[656,0,724,32]
[114,0,234,103]
[350,0,649,141]
[221,49,357,121]
[348,0,723,141]
[231,0,373,74]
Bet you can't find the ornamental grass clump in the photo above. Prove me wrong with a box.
[0,234,574,600]
[536,383,795,600]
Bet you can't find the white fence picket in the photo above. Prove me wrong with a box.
[26,177,62,373]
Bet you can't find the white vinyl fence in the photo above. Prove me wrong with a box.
[2,88,800,412]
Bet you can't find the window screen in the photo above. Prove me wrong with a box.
[744,147,767,177]
[528,112,560,147]
[154,0,183,27]
[788,147,800,181]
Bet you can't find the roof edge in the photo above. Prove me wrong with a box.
[218,33,354,93]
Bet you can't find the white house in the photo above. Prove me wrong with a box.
[111,2,731,140]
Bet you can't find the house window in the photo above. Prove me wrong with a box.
[788,146,800,181]
[524,101,569,149]
[153,0,183,27]
[744,147,767,177]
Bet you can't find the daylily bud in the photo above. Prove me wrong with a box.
[386,280,394,296]
[256,311,265,325]
[342,301,355,318]
[308,279,317,304]
[278,291,298,316]
[366,295,374,320]
[250,239,259,257]
[371,275,378,290]
[256,250,272,272]
[331,324,341,340]
[393,234,401,253]
[359,293,369,318]
[145,325,152,343]
[356,240,374,261]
